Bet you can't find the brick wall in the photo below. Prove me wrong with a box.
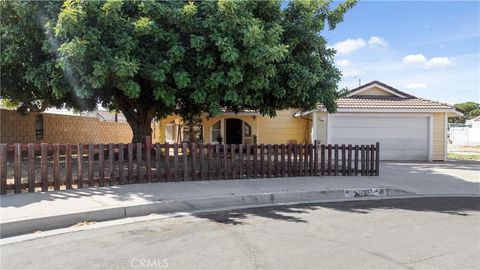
[0,109,134,144]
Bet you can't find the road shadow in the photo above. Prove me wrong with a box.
[194,197,480,225]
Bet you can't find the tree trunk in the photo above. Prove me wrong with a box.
[130,117,154,143]
[114,89,157,143]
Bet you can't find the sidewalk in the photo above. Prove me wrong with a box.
[1,161,479,238]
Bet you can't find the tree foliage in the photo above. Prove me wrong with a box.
[449,102,480,123]
[1,0,356,142]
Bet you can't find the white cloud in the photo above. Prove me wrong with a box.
[425,57,453,68]
[406,83,428,90]
[403,54,427,64]
[403,54,453,68]
[368,36,388,47]
[336,59,351,67]
[333,38,366,56]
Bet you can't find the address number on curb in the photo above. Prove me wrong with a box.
[344,188,386,198]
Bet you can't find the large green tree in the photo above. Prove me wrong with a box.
[1,0,356,142]
[449,102,480,123]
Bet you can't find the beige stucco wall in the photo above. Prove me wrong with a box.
[432,112,446,161]
[356,87,394,96]
[0,109,162,144]
[315,112,328,144]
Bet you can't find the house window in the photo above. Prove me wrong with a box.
[244,122,252,137]
[211,120,222,143]
[35,114,44,140]
[165,121,177,143]
[182,125,203,143]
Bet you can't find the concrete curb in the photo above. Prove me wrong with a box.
[0,188,416,238]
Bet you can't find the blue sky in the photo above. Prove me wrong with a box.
[323,0,480,104]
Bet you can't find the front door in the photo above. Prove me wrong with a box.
[225,118,242,144]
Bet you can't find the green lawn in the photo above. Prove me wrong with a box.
[448,153,480,160]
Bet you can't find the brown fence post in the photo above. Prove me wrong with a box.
[165,144,171,181]
[118,144,125,184]
[198,144,204,180]
[230,144,236,179]
[88,144,94,187]
[313,141,318,176]
[273,144,279,177]
[173,144,179,181]
[327,145,332,176]
[41,143,48,191]
[0,144,7,194]
[354,145,359,175]
[347,145,352,176]
[28,143,36,192]
[375,142,380,176]
[128,143,134,183]
[238,144,244,179]
[53,144,60,190]
[360,145,365,176]
[365,145,370,175]
[370,144,375,176]
[267,144,272,178]
[155,144,161,182]
[14,144,21,193]
[309,144,314,176]
[321,144,325,176]
[207,144,213,180]
[333,145,339,176]
[215,144,221,180]
[191,143,197,181]
[298,144,304,176]
[287,144,292,177]
[259,144,265,178]
[280,144,286,177]
[136,142,143,183]
[182,143,188,181]
[223,144,228,179]
[108,144,114,185]
[65,144,72,189]
[292,144,298,176]
[76,144,83,189]
[341,144,346,176]
[145,136,152,182]
[98,144,105,187]
[253,144,258,178]
[245,144,251,178]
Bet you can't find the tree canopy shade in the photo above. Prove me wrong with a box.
[1,0,356,142]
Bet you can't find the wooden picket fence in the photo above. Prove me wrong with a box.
[0,137,380,195]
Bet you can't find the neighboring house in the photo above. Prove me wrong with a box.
[449,115,480,146]
[157,81,462,161]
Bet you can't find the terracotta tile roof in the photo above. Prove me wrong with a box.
[335,96,455,110]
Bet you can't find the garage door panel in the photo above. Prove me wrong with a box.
[329,115,429,161]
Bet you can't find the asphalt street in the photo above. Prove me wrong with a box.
[1,197,479,270]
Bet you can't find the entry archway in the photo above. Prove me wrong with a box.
[211,118,253,144]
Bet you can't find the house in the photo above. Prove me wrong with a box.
[157,81,462,161]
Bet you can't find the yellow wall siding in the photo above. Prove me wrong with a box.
[432,112,446,160]
[257,109,311,144]
[354,86,394,96]
[157,109,310,145]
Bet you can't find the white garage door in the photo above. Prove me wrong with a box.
[329,114,429,160]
